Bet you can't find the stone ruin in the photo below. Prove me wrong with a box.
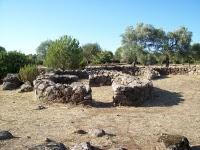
[33,69,153,106]
[112,75,153,106]
[33,73,92,105]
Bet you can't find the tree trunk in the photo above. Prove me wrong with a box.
[165,55,169,68]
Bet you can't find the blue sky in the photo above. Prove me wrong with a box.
[0,0,199,54]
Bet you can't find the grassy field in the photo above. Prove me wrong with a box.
[0,75,200,149]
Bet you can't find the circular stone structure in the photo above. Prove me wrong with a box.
[112,74,153,106]
[33,73,92,104]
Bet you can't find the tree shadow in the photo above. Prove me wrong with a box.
[141,87,184,107]
[192,145,200,150]
[91,100,113,108]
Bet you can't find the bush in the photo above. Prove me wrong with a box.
[19,65,39,84]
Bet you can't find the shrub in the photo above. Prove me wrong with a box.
[19,65,39,84]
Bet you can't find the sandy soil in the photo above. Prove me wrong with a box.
[0,75,200,150]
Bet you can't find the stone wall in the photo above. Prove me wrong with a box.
[33,74,92,104]
[86,65,200,76]
[112,75,153,106]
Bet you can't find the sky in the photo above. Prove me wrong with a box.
[0,0,200,54]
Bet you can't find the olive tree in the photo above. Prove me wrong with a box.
[36,40,52,63]
[45,35,83,70]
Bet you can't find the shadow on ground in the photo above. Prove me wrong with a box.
[91,100,113,108]
[142,87,184,107]
[192,145,200,150]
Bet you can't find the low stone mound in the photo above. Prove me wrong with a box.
[112,75,153,106]
[2,74,23,90]
[34,74,92,104]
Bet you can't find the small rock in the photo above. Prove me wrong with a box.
[35,105,46,110]
[109,148,127,150]
[88,129,105,137]
[71,142,92,150]
[74,129,87,135]
[0,131,14,140]
[29,138,68,150]
[158,133,191,150]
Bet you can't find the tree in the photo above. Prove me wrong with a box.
[82,43,101,64]
[45,35,83,70]
[5,51,29,73]
[92,50,113,64]
[36,40,52,63]
[121,23,192,67]
[114,47,123,62]
[190,43,200,63]
[0,46,6,53]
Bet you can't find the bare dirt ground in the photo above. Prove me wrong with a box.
[0,75,200,150]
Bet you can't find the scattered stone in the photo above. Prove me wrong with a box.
[18,81,33,93]
[29,138,68,150]
[71,142,92,150]
[88,129,105,137]
[157,133,191,150]
[35,105,47,110]
[0,131,14,140]
[108,148,127,150]
[74,129,87,135]
[2,74,23,90]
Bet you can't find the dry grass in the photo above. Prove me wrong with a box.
[0,75,200,149]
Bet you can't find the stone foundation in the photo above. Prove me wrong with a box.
[112,75,153,106]
[33,74,92,104]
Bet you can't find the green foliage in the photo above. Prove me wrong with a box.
[36,40,52,63]
[121,23,193,66]
[5,51,29,73]
[189,43,200,63]
[82,43,102,64]
[92,51,113,64]
[0,50,7,79]
[0,46,6,53]
[19,65,39,84]
[45,35,83,70]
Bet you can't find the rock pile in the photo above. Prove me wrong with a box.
[2,74,23,90]
[143,68,160,80]
[34,74,92,104]
[112,75,153,106]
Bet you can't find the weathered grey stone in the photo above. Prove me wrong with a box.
[157,133,191,150]
[18,81,33,93]
[2,74,23,90]
[0,131,14,140]
[71,142,92,150]
[29,138,68,150]
[143,68,160,80]
[112,75,153,106]
[34,76,92,105]
[88,129,105,137]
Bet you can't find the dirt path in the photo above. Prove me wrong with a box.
[0,75,200,149]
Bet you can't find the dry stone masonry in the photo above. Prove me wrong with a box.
[33,73,92,104]
[112,75,153,106]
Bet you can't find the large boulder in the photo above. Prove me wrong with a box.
[112,75,153,106]
[2,74,23,90]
